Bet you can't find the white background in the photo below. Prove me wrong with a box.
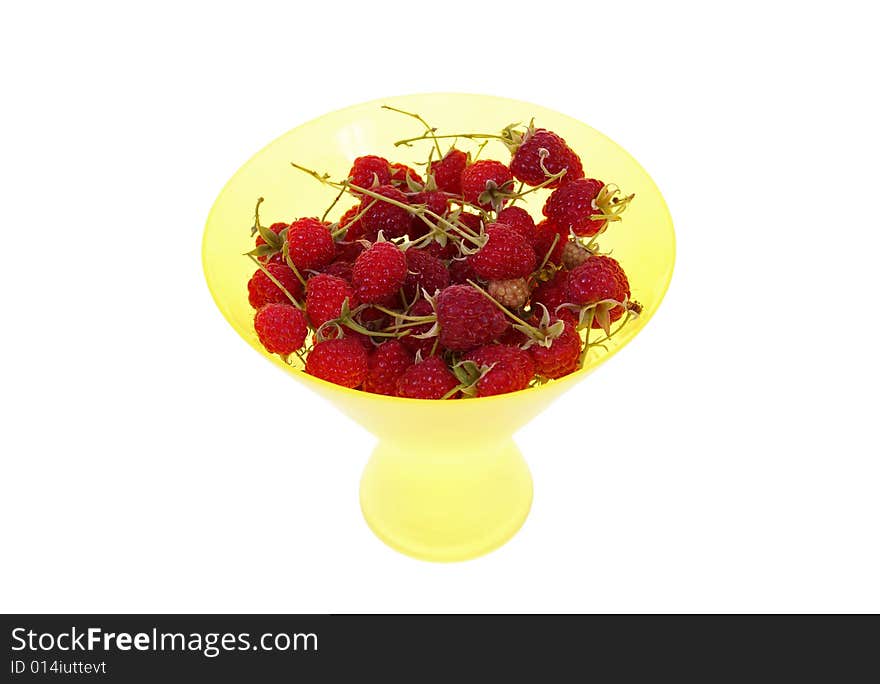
[1,1,878,613]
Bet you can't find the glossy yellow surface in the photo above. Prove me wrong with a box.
[203,94,675,561]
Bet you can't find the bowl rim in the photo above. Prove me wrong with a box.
[202,92,676,405]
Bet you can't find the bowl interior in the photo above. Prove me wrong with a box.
[203,93,675,407]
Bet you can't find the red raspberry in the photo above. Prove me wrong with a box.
[464,344,536,397]
[533,219,568,265]
[363,340,413,396]
[322,259,353,283]
[529,316,582,379]
[397,356,460,399]
[403,248,450,300]
[389,162,423,188]
[358,185,412,240]
[469,223,537,280]
[456,212,483,234]
[460,160,514,208]
[352,241,408,303]
[247,261,304,309]
[348,155,391,190]
[510,128,584,188]
[338,205,363,236]
[497,324,529,347]
[429,148,467,195]
[437,284,509,352]
[543,178,608,237]
[448,257,478,284]
[531,269,570,315]
[414,190,449,217]
[305,337,368,388]
[407,190,449,239]
[423,239,459,261]
[287,218,335,271]
[567,255,631,327]
[306,273,357,327]
[400,298,437,357]
[496,206,538,246]
[253,303,308,356]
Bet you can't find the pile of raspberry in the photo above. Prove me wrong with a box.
[246,114,640,399]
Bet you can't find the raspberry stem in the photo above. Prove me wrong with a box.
[321,184,348,223]
[371,304,433,321]
[381,105,443,157]
[536,233,561,273]
[590,184,635,223]
[394,132,508,147]
[281,242,309,290]
[246,254,304,311]
[291,162,487,249]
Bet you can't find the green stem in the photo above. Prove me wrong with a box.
[251,196,265,237]
[246,254,304,311]
[381,105,443,157]
[536,233,560,273]
[394,132,507,147]
[321,184,347,223]
[281,243,309,290]
[372,304,433,321]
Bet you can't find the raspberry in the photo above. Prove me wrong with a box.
[510,128,584,188]
[305,337,368,388]
[562,240,591,270]
[253,303,308,356]
[358,185,412,240]
[306,273,357,327]
[338,205,362,236]
[464,344,536,397]
[352,241,407,303]
[448,257,478,284]
[533,219,568,265]
[348,155,391,190]
[488,277,530,309]
[543,178,607,237]
[400,298,437,357]
[408,190,448,239]
[429,148,467,195]
[530,269,570,314]
[496,206,538,246]
[423,239,459,261]
[247,261,303,309]
[469,223,537,280]
[363,340,413,395]
[403,248,450,300]
[529,316,582,379]
[567,255,631,327]
[287,217,335,271]
[460,160,514,209]
[397,356,460,399]
[322,259,353,283]
[390,162,422,188]
[456,212,483,234]
[436,284,509,352]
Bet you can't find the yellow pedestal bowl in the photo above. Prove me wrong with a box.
[203,93,675,562]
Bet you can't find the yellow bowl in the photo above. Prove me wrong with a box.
[203,93,675,562]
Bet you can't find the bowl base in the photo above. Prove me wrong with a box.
[359,438,533,562]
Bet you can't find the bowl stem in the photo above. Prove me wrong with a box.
[359,437,533,562]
